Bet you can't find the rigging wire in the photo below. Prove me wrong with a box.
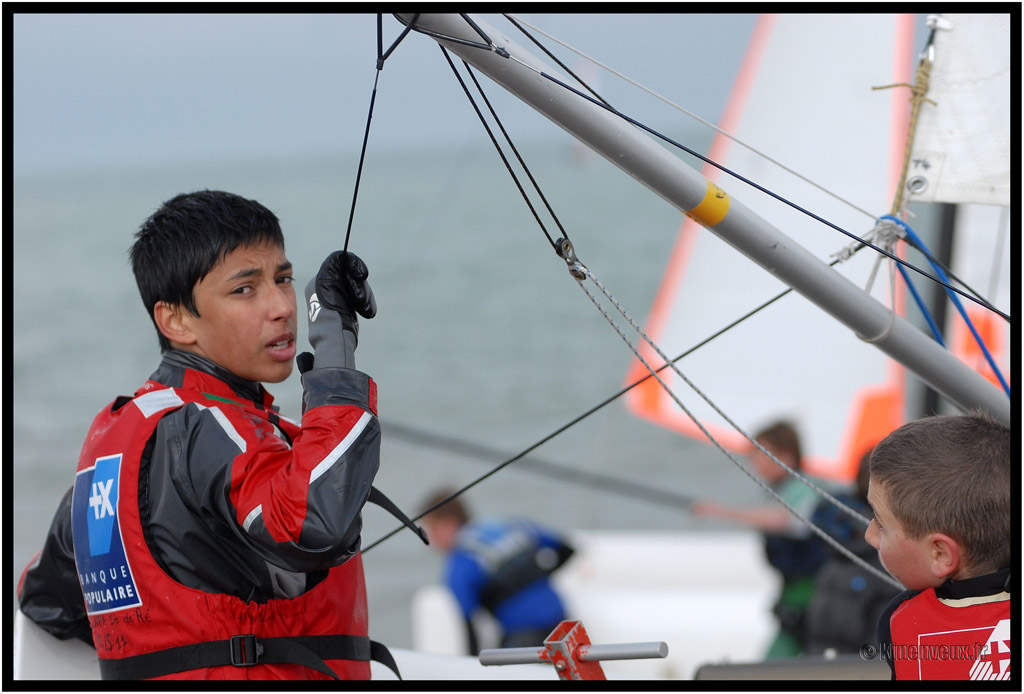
[394,12,508,56]
[382,420,700,513]
[343,14,420,252]
[444,43,882,535]
[505,14,1014,328]
[460,51,576,251]
[359,17,996,590]
[365,19,902,590]
[364,265,905,592]
[866,199,1004,319]
[502,14,616,111]
[560,250,902,590]
[504,13,878,221]
[364,273,823,552]
[396,13,1010,323]
[515,64,1011,323]
[365,45,577,553]
[437,46,563,250]
[370,15,865,550]
[406,12,1014,408]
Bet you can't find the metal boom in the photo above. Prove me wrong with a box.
[399,13,1011,425]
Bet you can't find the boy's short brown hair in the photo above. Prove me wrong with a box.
[869,410,1011,573]
[755,420,803,470]
[421,488,469,526]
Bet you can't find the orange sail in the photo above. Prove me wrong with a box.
[624,14,918,482]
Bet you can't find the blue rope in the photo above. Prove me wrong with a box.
[894,261,946,345]
[882,215,1011,398]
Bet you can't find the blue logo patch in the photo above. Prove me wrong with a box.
[73,455,142,614]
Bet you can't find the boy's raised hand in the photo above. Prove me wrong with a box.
[315,251,377,325]
[301,251,376,372]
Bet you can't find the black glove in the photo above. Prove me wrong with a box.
[300,251,376,372]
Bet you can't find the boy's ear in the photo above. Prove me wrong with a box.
[153,301,197,347]
[928,532,961,580]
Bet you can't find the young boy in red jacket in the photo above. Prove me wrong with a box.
[865,410,1011,680]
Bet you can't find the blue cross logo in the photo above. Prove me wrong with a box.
[86,455,121,556]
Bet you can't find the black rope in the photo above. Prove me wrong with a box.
[438,45,561,251]
[362,271,807,552]
[503,13,615,111]
[459,13,498,48]
[528,69,1009,322]
[362,17,1009,551]
[366,22,859,551]
[380,13,419,66]
[385,420,698,509]
[462,58,573,250]
[503,15,989,319]
[394,13,501,55]
[395,13,1009,323]
[401,14,1006,321]
[344,74,376,253]
[902,235,1005,317]
[343,14,420,252]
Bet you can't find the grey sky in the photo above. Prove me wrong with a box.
[13,12,760,174]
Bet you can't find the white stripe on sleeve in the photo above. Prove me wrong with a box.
[309,411,372,486]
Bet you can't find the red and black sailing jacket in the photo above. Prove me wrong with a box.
[64,350,388,679]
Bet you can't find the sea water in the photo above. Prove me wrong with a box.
[12,135,772,649]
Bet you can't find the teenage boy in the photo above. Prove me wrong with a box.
[865,411,1011,680]
[18,190,395,680]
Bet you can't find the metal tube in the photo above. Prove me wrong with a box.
[478,647,546,666]
[397,13,1010,425]
[578,642,669,661]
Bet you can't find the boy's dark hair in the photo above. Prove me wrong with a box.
[755,420,803,471]
[869,410,1011,573]
[421,488,470,526]
[129,190,284,351]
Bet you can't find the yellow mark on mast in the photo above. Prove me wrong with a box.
[685,180,730,227]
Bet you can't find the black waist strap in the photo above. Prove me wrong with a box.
[98,633,401,680]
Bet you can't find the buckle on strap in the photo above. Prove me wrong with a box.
[230,634,264,667]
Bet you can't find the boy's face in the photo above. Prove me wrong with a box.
[421,515,460,554]
[865,479,944,590]
[748,444,788,485]
[176,242,297,384]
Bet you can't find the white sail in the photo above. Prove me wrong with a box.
[625,14,917,480]
[905,14,1011,207]
[905,14,1012,397]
